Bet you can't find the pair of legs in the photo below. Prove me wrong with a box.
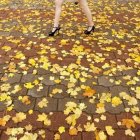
[52,0,94,32]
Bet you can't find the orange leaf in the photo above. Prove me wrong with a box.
[95,130,100,140]
[22,96,31,105]
[69,128,78,136]
[122,119,135,129]
[83,87,96,97]
[0,118,6,126]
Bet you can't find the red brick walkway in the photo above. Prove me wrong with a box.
[0,0,140,139]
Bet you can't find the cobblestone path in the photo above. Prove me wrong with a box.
[0,0,140,139]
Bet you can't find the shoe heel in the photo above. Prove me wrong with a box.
[58,28,61,34]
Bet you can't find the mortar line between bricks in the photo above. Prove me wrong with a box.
[56,99,59,111]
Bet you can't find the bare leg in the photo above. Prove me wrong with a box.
[78,0,94,30]
[52,0,64,32]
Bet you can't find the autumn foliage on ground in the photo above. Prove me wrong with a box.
[0,0,140,139]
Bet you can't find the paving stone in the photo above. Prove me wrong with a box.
[0,131,9,140]
[135,131,140,140]
[0,74,3,80]
[0,31,10,36]
[41,74,60,86]
[18,111,43,129]
[115,76,129,86]
[0,110,17,130]
[21,74,38,83]
[60,77,79,87]
[0,102,6,111]
[24,49,37,57]
[37,68,51,74]
[47,112,69,131]
[0,1,139,140]
[109,86,130,97]
[122,69,138,76]
[61,131,82,140]
[10,31,23,37]
[98,76,116,87]
[35,97,57,113]
[0,111,4,118]
[79,77,98,87]
[6,73,22,84]
[105,102,124,114]
[0,64,7,74]
[76,113,92,129]
[28,85,49,97]
[0,49,6,56]
[58,98,79,111]
[10,83,28,97]
[81,99,96,114]
[93,113,118,129]
[92,85,110,93]
[0,55,10,65]
[113,70,123,76]
[108,129,135,140]
[90,85,110,99]
[13,97,35,112]
[123,100,140,111]
[82,132,95,140]
[75,91,87,100]
[35,129,54,140]
[49,84,68,99]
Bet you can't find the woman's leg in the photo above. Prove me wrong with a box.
[78,0,94,30]
[52,0,64,31]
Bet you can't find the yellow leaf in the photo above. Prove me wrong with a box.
[111,96,122,107]
[58,126,65,134]
[12,112,26,123]
[65,114,77,126]
[24,82,34,89]
[2,45,11,51]
[33,80,39,85]
[37,113,51,126]
[54,133,60,140]
[105,126,115,136]
[60,39,68,45]
[84,122,96,132]
[98,131,107,140]
[133,115,140,124]
[25,124,33,131]
[38,98,48,108]
[28,58,36,66]
[28,110,33,115]
[20,132,38,140]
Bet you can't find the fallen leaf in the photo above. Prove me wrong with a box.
[122,119,135,129]
[83,87,96,97]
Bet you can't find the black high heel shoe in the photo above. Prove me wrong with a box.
[84,25,95,35]
[48,26,61,36]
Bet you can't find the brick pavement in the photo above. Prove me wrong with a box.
[0,0,140,139]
